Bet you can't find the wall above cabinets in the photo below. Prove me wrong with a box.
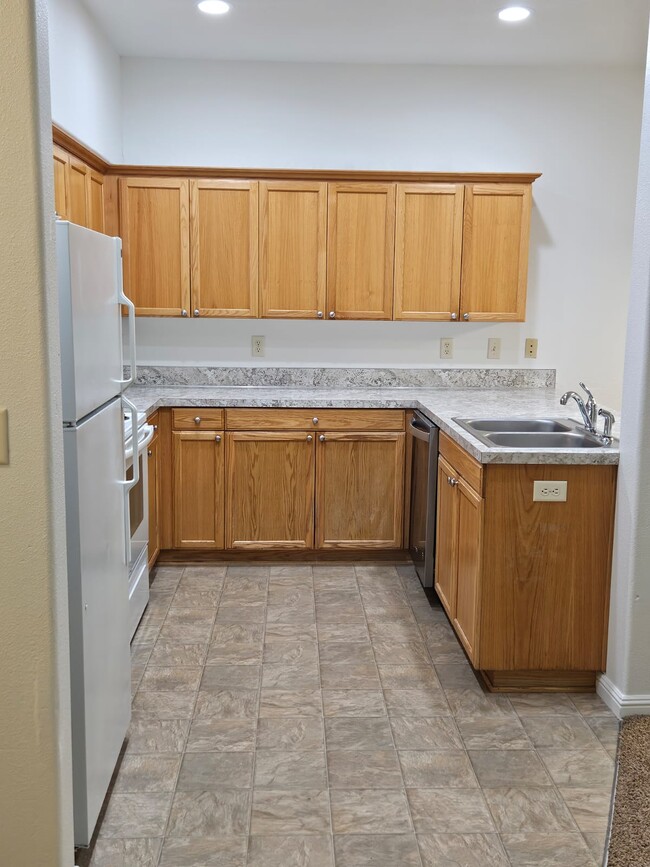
[53,125,539,324]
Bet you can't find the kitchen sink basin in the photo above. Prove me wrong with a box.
[482,431,606,449]
[459,418,571,433]
[454,417,614,449]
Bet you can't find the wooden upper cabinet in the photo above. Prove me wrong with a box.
[119,177,190,316]
[53,145,70,219]
[394,184,464,321]
[226,431,315,549]
[173,430,225,548]
[460,183,532,321]
[327,183,396,320]
[190,180,258,317]
[260,181,327,319]
[86,170,105,233]
[68,156,89,227]
[316,431,405,548]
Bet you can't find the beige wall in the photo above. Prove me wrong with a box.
[0,1,73,863]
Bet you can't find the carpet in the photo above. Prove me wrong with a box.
[608,715,650,866]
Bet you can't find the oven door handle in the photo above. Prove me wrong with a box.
[121,395,140,492]
[409,416,434,442]
[125,424,154,461]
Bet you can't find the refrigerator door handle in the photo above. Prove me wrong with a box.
[116,281,136,389]
[120,396,140,492]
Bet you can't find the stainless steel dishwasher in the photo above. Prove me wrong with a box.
[408,411,439,588]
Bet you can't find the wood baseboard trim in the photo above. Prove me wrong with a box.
[481,669,598,693]
[156,549,411,565]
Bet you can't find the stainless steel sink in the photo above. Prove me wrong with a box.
[454,417,613,449]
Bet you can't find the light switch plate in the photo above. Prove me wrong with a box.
[487,338,501,360]
[0,408,8,465]
[533,480,567,502]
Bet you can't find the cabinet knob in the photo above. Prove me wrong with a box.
[194,309,200,317]
[215,435,222,443]
[181,309,188,317]
[319,434,326,442]
[306,435,313,442]
[194,417,201,425]
[451,312,457,321]
[316,311,323,318]
[153,425,158,431]
[147,449,152,457]
[312,417,319,425]
[329,311,336,319]
[450,477,459,487]
[463,313,470,321]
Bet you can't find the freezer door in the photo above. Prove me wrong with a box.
[64,397,131,845]
[57,221,124,424]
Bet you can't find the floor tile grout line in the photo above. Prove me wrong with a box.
[355,564,425,867]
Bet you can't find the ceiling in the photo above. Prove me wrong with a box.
[82,0,649,66]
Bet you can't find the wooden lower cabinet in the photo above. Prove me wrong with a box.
[435,456,460,617]
[147,416,161,568]
[453,477,483,662]
[316,432,405,549]
[173,430,225,548]
[226,431,315,549]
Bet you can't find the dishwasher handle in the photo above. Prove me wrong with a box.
[409,415,436,443]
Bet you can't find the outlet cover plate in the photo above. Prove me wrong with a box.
[252,336,265,357]
[533,480,567,502]
[440,338,453,360]
[525,337,538,359]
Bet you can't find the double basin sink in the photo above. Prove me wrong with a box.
[454,417,613,449]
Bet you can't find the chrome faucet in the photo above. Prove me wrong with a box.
[560,382,616,443]
[560,387,597,433]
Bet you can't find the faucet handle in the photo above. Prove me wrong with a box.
[598,408,615,439]
[579,382,594,401]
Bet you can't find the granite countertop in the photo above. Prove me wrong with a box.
[126,383,620,465]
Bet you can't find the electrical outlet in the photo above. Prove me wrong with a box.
[525,338,538,359]
[251,335,265,357]
[440,338,453,360]
[533,481,567,502]
[487,338,501,360]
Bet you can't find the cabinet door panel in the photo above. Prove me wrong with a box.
[260,181,327,318]
[147,426,161,568]
[191,180,258,317]
[53,145,70,219]
[460,183,531,321]
[119,177,190,316]
[327,183,395,320]
[394,184,463,320]
[435,456,458,617]
[453,478,483,664]
[173,432,225,548]
[316,432,404,548]
[68,156,89,227]
[87,170,105,233]
[226,432,315,549]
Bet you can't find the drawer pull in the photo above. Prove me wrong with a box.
[194,417,201,425]
[312,417,319,425]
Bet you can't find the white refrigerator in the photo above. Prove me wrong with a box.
[57,221,137,846]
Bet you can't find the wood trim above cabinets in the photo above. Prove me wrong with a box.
[53,124,110,174]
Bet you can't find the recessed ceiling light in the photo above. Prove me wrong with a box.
[197,0,231,15]
[498,6,531,22]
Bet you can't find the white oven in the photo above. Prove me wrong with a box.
[123,399,154,639]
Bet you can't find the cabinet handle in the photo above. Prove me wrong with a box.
[329,311,336,319]
[153,425,158,431]
[194,309,200,317]
[450,477,459,487]
[319,434,326,442]
[316,311,323,318]
[181,309,188,317]
[463,313,470,321]
[451,312,457,321]
[194,417,201,425]
[306,435,313,442]
[147,449,152,457]
[215,435,222,443]
[312,417,319,425]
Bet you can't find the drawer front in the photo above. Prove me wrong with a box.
[439,432,483,494]
[173,408,225,430]
[226,409,405,431]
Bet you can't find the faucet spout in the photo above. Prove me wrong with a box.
[560,390,596,432]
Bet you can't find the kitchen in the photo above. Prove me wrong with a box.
[1,3,643,863]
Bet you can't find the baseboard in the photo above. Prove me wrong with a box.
[597,673,650,718]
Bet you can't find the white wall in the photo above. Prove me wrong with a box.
[48,0,122,161]
[121,60,643,407]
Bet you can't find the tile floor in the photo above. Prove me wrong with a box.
[87,563,618,867]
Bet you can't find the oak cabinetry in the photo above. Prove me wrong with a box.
[53,145,70,219]
[68,156,89,227]
[190,180,259,317]
[260,181,328,318]
[435,456,459,616]
[173,430,225,548]
[327,183,396,320]
[86,170,105,233]
[172,408,225,431]
[119,177,191,316]
[394,184,464,321]
[226,431,316,549]
[147,414,161,569]
[52,145,106,233]
[316,431,405,549]
[460,183,531,321]
[225,408,404,432]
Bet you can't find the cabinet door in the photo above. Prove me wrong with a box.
[316,431,405,548]
[173,431,225,548]
[453,477,483,665]
[53,145,69,219]
[394,184,463,321]
[226,431,315,549]
[190,180,258,317]
[260,181,327,319]
[119,177,191,316]
[327,183,396,320]
[435,456,459,617]
[460,183,531,321]
[147,425,161,568]
[86,169,105,234]
[68,156,89,227]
